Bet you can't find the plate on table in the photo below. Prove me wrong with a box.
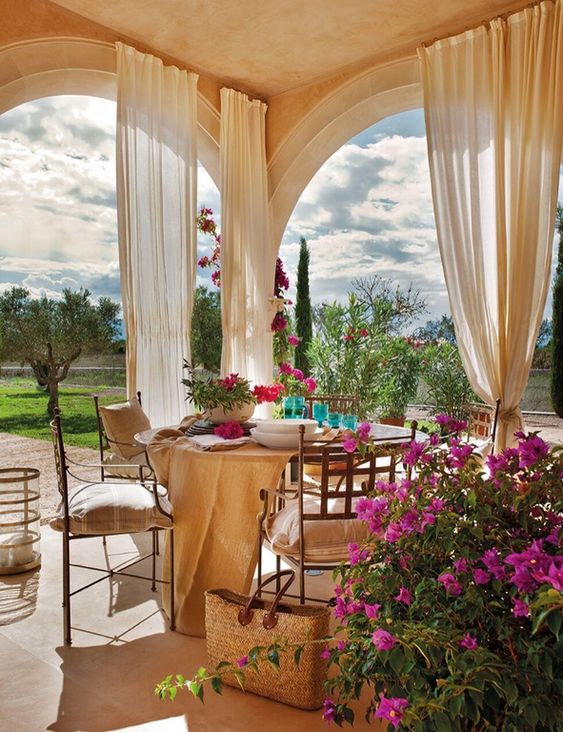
[253,419,318,435]
[250,427,323,449]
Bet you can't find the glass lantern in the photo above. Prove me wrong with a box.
[0,468,41,575]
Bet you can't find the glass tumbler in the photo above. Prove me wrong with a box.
[283,396,306,419]
[340,414,358,431]
[327,412,341,429]
[312,402,329,427]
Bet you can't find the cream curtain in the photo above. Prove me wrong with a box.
[419,1,563,450]
[219,88,276,396]
[116,43,198,427]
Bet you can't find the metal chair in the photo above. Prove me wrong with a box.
[465,399,501,451]
[258,424,414,603]
[50,408,175,645]
[93,391,154,482]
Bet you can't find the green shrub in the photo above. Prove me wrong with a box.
[421,343,474,420]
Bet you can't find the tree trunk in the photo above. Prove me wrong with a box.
[47,380,59,417]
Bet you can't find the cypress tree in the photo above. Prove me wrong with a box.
[294,236,313,373]
[550,205,563,416]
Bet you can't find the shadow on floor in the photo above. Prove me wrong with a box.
[0,568,40,626]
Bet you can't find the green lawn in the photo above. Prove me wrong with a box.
[0,378,126,449]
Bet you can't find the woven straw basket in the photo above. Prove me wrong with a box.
[205,571,330,710]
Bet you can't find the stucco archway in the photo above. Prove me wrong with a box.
[0,37,221,184]
[268,56,423,248]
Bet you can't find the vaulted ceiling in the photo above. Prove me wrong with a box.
[49,0,530,98]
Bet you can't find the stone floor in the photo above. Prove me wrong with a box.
[0,527,380,732]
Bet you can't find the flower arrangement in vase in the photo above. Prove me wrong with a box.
[182,363,283,423]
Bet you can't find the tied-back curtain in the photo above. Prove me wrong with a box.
[116,43,198,427]
[219,88,275,392]
[419,0,563,450]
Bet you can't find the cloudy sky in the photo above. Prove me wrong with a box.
[0,96,561,329]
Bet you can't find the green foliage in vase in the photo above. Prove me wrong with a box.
[551,205,563,416]
[0,286,119,416]
[294,237,313,374]
[420,342,475,421]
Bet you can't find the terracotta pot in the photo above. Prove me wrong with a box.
[208,403,255,424]
[379,415,406,427]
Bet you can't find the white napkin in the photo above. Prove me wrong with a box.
[186,434,250,451]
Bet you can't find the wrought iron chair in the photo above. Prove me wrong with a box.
[50,408,175,645]
[93,391,154,481]
[258,424,414,603]
[465,399,501,453]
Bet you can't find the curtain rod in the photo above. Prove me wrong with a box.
[420,0,549,48]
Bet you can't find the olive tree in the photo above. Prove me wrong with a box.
[0,286,120,415]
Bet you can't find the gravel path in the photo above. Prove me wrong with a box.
[1,409,562,525]
[0,433,99,524]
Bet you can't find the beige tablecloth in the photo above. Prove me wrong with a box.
[147,430,293,636]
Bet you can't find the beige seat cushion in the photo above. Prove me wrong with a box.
[50,482,173,535]
[265,497,370,563]
[99,397,150,459]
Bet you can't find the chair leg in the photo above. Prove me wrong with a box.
[275,554,281,592]
[62,532,72,645]
[257,531,263,598]
[155,531,160,556]
[299,561,305,605]
[151,530,157,592]
[169,529,176,632]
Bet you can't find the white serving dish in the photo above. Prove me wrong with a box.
[253,418,318,435]
[250,427,322,449]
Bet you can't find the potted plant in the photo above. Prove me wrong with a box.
[375,337,421,426]
[157,420,563,730]
[182,363,283,423]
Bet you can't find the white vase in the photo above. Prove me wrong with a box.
[207,403,255,424]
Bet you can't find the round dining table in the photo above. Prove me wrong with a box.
[144,422,427,637]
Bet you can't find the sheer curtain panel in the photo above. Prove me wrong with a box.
[116,43,198,426]
[219,88,276,398]
[419,1,563,450]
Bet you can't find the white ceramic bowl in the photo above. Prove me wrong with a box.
[253,418,318,435]
[250,427,322,449]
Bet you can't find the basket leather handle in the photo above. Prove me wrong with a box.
[238,570,295,629]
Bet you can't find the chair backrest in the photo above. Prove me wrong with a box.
[93,391,148,460]
[50,410,71,526]
[305,394,359,418]
[466,400,501,443]
[297,428,410,521]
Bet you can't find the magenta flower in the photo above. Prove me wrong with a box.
[278,362,293,375]
[371,628,397,650]
[271,311,288,332]
[374,694,409,729]
[337,640,346,651]
[385,522,404,543]
[533,559,563,591]
[214,421,244,440]
[403,440,425,467]
[473,568,491,585]
[342,435,358,453]
[395,587,412,605]
[348,542,369,566]
[287,334,300,346]
[357,421,372,442]
[292,367,304,381]
[453,557,469,574]
[237,655,249,667]
[320,645,331,660]
[322,698,337,723]
[481,548,506,580]
[304,376,317,393]
[518,433,550,469]
[459,633,478,650]
[364,602,381,619]
[437,572,462,596]
[512,598,530,617]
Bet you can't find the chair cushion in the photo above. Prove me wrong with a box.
[99,397,150,459]
[50,482,173,535]
[265,497,370,563]
[103,451,151,479]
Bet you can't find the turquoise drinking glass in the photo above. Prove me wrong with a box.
[283,396,305,419]
[340,414,358,431]
[312,402,329,427]
[327,411,341,428]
